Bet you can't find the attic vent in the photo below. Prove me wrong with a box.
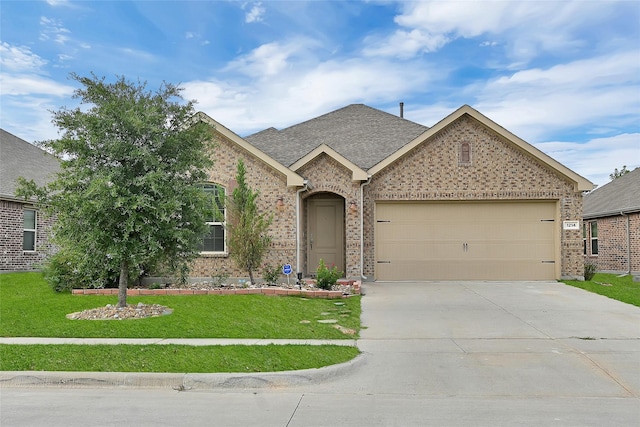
[399,102,404,118]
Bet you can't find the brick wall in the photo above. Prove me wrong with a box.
[364,115,584,279]
[0,199,55,271]
[585,213,640,273]
[190,114,586,282]
[189,132,298,279]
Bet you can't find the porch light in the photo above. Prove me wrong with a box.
[349,200,357,212]
[276,196,285,211]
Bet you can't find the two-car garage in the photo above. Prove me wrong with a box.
[375,201,558,281]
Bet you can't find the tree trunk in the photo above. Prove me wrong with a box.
[118,259,129,308]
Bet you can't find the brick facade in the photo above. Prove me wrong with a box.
[585,213,640,274]
[0,200,55,271]
[193,113,586,281]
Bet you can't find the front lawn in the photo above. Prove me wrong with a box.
[562,273,640,307]
[0,344,359,373]
[0,272,360,339]
[0,272,361,373]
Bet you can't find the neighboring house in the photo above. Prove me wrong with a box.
[0,129,60,271]
[583,168,640,274]
[191,104,594,281]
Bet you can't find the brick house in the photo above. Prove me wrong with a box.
[191,104,594,281]
[583,168,640,274]
[0,129,60,271]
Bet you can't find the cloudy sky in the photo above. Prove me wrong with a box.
[1,0,638,187]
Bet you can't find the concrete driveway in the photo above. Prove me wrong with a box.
[303,281,640,425]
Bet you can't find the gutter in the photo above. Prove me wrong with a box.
[360,176,372,280]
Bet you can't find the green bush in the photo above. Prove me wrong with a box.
[316,259,342,290]
[584,262,597,281]
[262,264,281,285]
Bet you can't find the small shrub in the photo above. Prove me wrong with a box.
[211,271,229,287]
[262,264,282,285]
[148,282,164,290]
[584,262,597,281]
[316,259,342,290]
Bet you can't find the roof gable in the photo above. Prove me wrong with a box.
[290,144,368,181]
[245,104,428,170]
[195,112,304,187]
[368,105,594,192]
[584,167,640,218]
[0,129,61,201]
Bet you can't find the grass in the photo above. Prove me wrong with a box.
[0,272,361,339]
[0,344,360,373]
[562,273,640,307]
[0,272,361,372]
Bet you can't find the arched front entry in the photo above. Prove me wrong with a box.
[306,193,345,275]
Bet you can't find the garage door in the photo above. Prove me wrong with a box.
[375,201,557,281]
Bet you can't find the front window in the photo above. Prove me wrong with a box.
[583,223,587,255]
[23,209,36,251]
[199,184,226,253]
[590,221,598,255]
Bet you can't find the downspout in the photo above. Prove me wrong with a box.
[296,181,309,277]
[360,176,372,280]
[621,211,631,274]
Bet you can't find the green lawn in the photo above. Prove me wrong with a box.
[0,272,361,372]
[0,344,359,373]
[562,273,640,307]
[0,272,360,339]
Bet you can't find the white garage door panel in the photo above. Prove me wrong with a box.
[375,202,557,281]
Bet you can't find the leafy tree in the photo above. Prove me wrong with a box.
[226,159,272,284]
[610,165,630,180]
[17,73,214,307]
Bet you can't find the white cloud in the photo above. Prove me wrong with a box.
[39,16,71,45]
[0,42,48,72]
[473,51,640,141]
[535,133,640,188]
[245,2,265,23]
[224,42,300,78]
[370,1,620,63]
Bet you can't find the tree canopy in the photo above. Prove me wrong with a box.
[18,73,214,307]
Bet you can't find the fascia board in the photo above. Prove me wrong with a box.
[290,143,369,181]
[195,112,304,187]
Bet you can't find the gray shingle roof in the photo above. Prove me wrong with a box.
[583,167,640,218]
[244,104,429,170]
[0,129,61,201]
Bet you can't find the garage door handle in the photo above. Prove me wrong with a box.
[463,243,468,252]
[377,261,391,264]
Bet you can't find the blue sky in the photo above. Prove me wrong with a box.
[1,0,639,187]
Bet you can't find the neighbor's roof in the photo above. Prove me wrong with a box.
[0,129,61,201]
[584,167,640,218]
[244,104,429,170]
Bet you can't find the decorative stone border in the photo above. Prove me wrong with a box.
[72,281,361,299]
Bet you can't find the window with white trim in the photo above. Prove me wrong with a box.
[583,223,587,255]
[199,184,226,253]
[23,209,36,251]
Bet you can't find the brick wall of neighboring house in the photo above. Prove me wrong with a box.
[189,131,298,280]
[364,115,585,279]
[585,213,640,273]
[0,200,55,271]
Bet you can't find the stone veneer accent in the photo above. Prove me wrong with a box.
[585,213,640,273]
[0,200,55,271]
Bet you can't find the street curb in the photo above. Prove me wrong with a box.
[0,353,367,390]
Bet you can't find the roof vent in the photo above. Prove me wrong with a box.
[399,102,404,118]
